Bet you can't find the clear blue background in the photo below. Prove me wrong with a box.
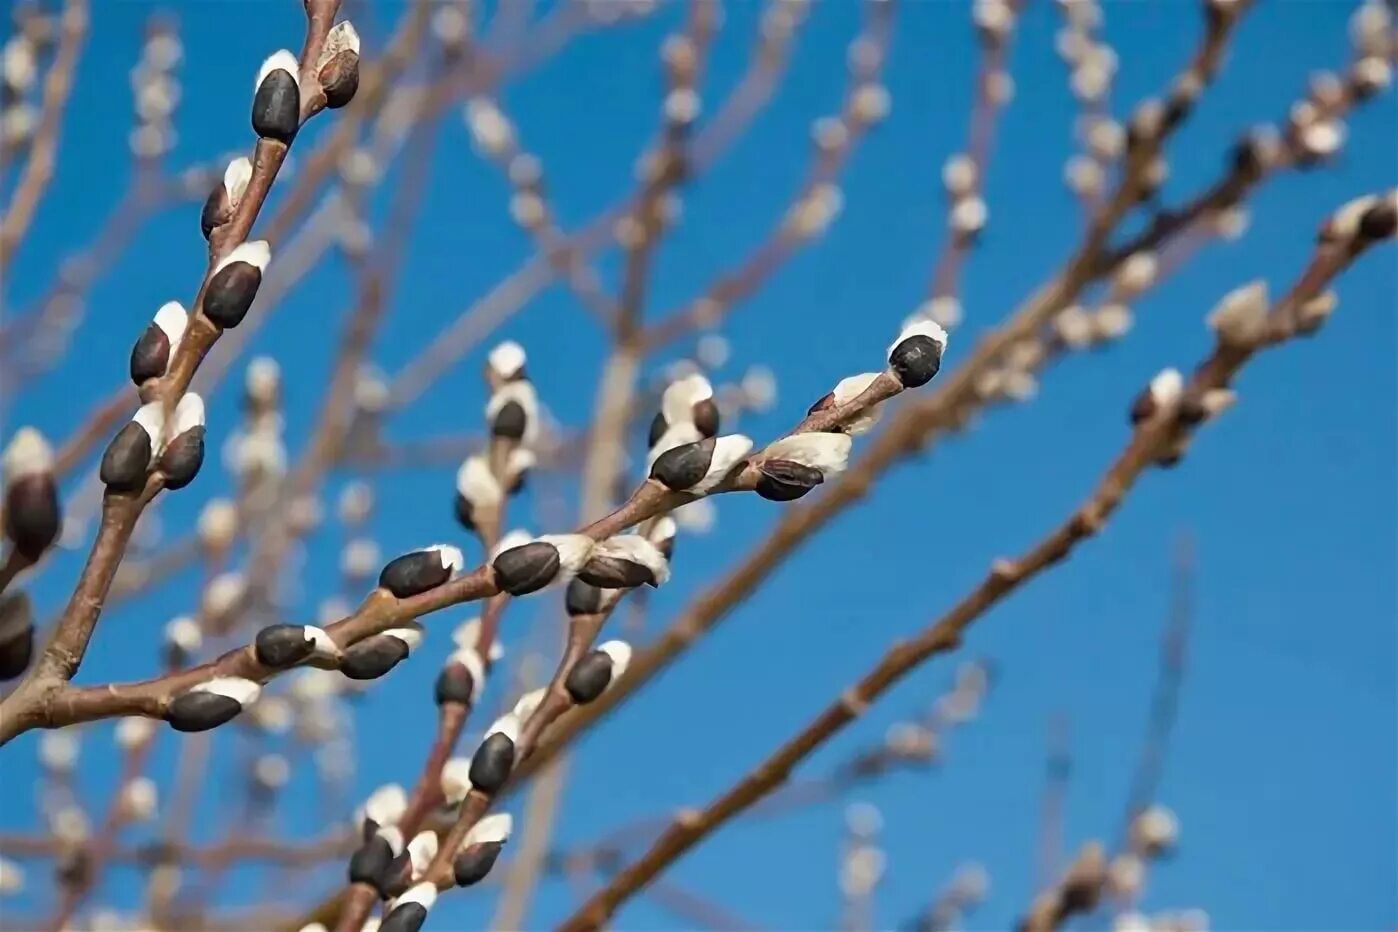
[2,1,1394,929]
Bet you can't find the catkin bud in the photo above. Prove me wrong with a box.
[204,241,270,329]
[251,50,301,142]
[3,428,60,560]
[0,592,35,681]
[129,301,189,384]
[317,21,360,109]
[378,545,463,598]
[166,677,260,732]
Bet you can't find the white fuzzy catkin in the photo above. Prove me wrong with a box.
[597,640,634,679]
[194,677,261,707]
[660,374,713,427]
[829,372,883,434]
[440,758,472,804]
[2,427,52,482]
[535,534,597,577]
[214,239,271,274]
[693,435,754,493]
[465,812,513,846]
[456,456,503,509]
[363,783,408,827]
[889,317,949,358]
[256,50,301,91]
[592,535,671,586]
[763,432,853,477]
[487,341,526,379]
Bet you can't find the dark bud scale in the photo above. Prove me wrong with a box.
[203,260,263,330]
[200,187,231,241]
[158,427,205,490]
[379,551,451,598]
[348,834,396,891]
[754,460,824,502]
[130,325,173,385]
[1359,199,1397,241]
[0,593,35,681]
[340,634,410,680]
[380,902,429,932]
[320,50,360,109]
[564,578,604,617]
[99,423,154,493]
[434,660,476,706]
[647,412,668,448]
[454,842,504,887]
[490,400,528,440]
[251,66,300,142]
[453,493,475,532]
[492,541,560,596]
[564,650,614,705]
[888,334,943,388]
[4,474,60,560]
[166,691,244,733]
[649,438,715,491]
[254,624,315,669]
[577,555,656,589]
[468,732,516,793]
[692,398,721,437]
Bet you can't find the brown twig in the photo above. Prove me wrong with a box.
[554,204,1394,929]
[0,0,88,270]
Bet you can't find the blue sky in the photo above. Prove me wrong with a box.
[2,1,1395,929]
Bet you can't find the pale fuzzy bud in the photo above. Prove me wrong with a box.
[1086,119,1125,161]
[535,533,597,577]
[1148,369,1184,408]
[441,757,472,805]
[484,711,521,745]
[1093,303,1133,341]
[165,615,202,656]
[1353,56,1392,94]
[1072,61,1111,102]
[812,116,848,152]
[850,83,890,125]
[407,831,439,878]
[741,366,778,411]
[432,4,470,46]
[696,334,730,369]
[942,154,978,199]
[763,432,853,477]
[694,435,755,493]
[785,184,843,239]
[986,69,1014,106]
[597,640,633,680]
[1351,2,1392,56]
[1309,70,1347,110]
[1206,281,1268,345]
[830,372,884,434]
[39,731,80,772]
[466,98,514,155]
[1295,290,1337,333]
[589,535,671,586]
[1213,206,1249,241]
[465,812,513,846]
[197,498,238,550]
[341,538,381,580]
[2,427,52,482]
[1113,911,1151,932]
[510,193,546,229]
[52,806,90,844]
[508,154,542,189]
[456,456,503,510]
[121,777,159,821]
[202,572,246,622]
[919,296,963,330]
[950,196,988,237]
[512,686,547,724]
[363,783,408,828]
[663,88,701,125]
[244,356,281,407]
[116,716,157,750]
[1051,306,1096,349]
[0,856,24,895]
[488,341,527,381]
[1109,853,1146,897]
[1325,193,1380,242]
[1114,252,1158,297]
[661,374,714,427]
[1066,155,1104,198]
[1300,120,1345,158]
[1131,804,1179,853]
[492,528,534,560]
[973,0,1015,40]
